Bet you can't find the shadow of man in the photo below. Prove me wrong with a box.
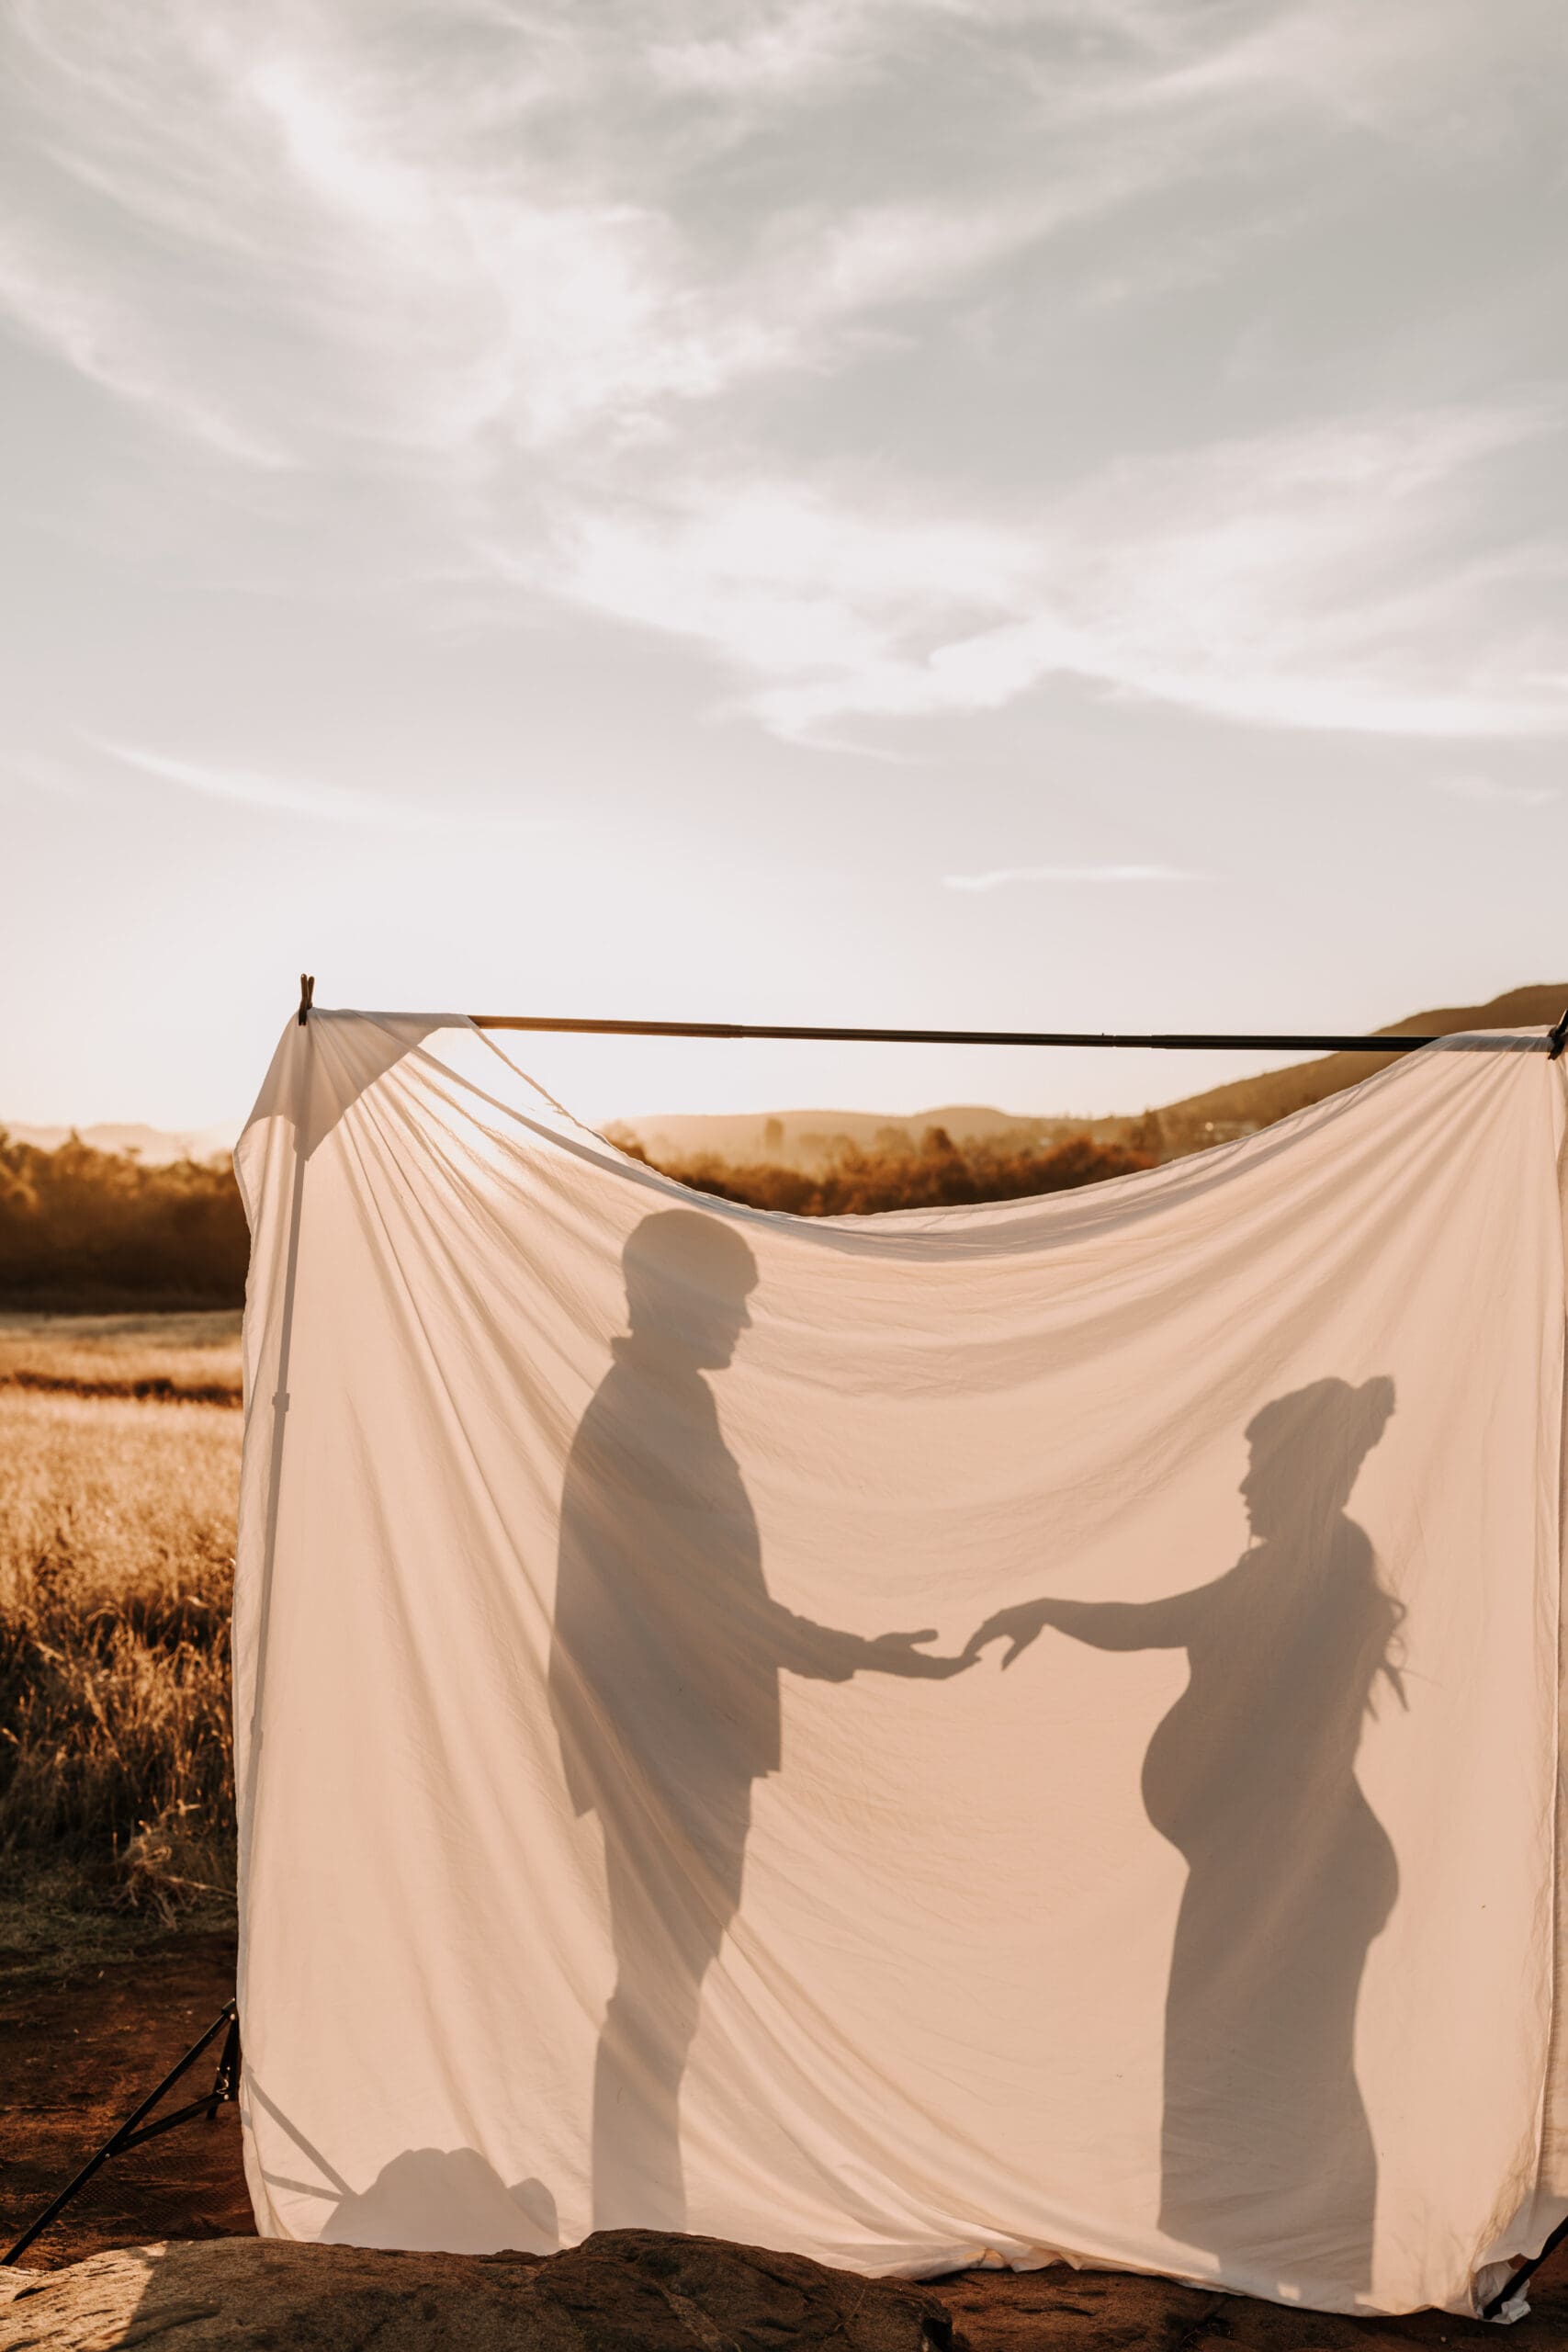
[969,1376,1404,2301]
[549,1208,967,2231]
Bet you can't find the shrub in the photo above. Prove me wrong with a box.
[649,1129,1154,1216]
[0,1132,247,1308]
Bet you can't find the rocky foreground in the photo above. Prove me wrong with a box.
[6,2225,1562,2352]
[0,2231,962,2352]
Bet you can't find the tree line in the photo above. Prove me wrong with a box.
[624,1125,1154,1216]
[0,1124,1155,1309]
[0,1132,249,1308]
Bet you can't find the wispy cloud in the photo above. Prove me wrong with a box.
[943,864,1209,891]
[0,0,1512,467]
[560,405,1568,749]
[1437,773,1560,808]
[648,0,885,99]
[0,246,288,468]
[4,0,1566,766]
[86,739,547,831]
[90,738,414,823]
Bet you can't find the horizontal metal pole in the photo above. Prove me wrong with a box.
[471,1016,1450,1053]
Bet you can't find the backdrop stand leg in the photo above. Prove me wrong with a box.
[1482,2214,1568,2321]
[1,1997,240,2267]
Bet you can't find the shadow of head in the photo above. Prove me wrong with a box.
[623,1210,758,1370]
[1241,1376,1395,1541]
[323,2146,559,2255]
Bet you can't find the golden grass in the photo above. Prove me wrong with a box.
[0,1385,239,1921]
[0,1309,242,1404]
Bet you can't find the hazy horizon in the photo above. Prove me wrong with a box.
[5,3,1566,1132]
[13,971,1566,1149]
[0,1071,1244,1148]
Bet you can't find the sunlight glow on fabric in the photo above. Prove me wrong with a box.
[232,1012,1568,2318]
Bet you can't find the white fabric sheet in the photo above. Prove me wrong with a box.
[232,1013,1568,2316]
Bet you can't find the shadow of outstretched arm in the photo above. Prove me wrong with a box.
[772,1606,974,1681]
[966,1587,1212,1668]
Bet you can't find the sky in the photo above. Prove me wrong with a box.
[3,0,1567,1136]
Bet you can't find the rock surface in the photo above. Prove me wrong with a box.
[7,2232,1568,2352]
[0,2230,960,2351]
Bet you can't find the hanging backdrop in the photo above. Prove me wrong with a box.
[233,1013,1568,2318]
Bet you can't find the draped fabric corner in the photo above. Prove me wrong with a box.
[232,1013,1568,2318]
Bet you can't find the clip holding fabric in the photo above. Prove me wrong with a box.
[298,973,315,1027]
[1549,1002,1568,1060]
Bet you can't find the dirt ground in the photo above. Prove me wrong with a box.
[4,1935,1566,2348]
[0,1933,250,2269]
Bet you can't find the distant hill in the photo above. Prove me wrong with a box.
[0,1120,238,1165]
[616,984,1568,1168]
[1145,982,1568,1143]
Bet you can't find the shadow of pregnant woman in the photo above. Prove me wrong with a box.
[969,1376,1404,2301]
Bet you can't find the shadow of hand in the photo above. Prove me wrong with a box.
[964,1601,1052,1668]
[861,1628,975,1679]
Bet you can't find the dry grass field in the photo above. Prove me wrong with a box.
[0,1317,241,1953]
[0,1308,242,1404]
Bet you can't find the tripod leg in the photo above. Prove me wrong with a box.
[1482,2213,1568,2322]
[1,1997,238,2267]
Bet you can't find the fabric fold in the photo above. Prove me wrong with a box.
[233,1015,1568,2316]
